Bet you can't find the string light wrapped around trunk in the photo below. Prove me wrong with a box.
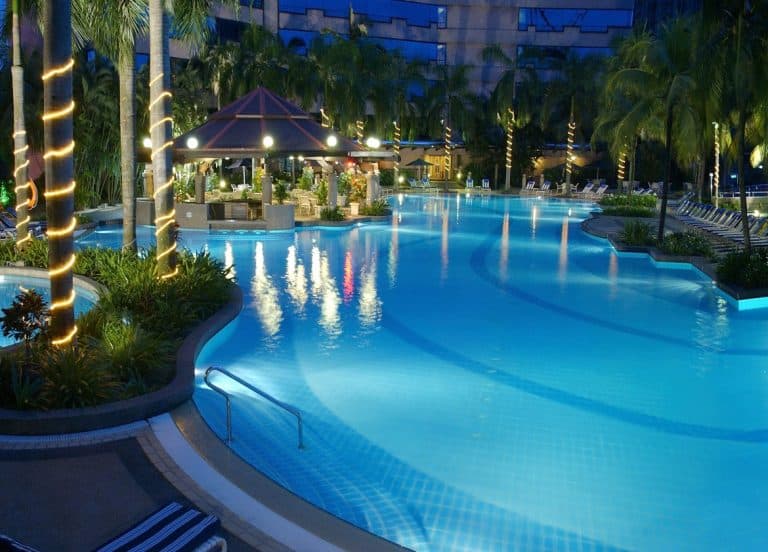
[713,122,720,207]
[149,1,177,279]
[393,120,401,184]
[617,150,626,182]
[505,108,514,170]
[565,120,575,179]
[42,1,76,347]
[321,107,330,128]
[355,120,364,143]
[12,132,32,246]
[444,123,452,179]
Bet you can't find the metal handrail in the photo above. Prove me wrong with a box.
[204,366,304,449]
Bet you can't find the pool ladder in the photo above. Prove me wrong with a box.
[204,366,304,449]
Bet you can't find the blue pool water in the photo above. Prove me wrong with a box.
[0,275,96,347]
[79,196,768,551]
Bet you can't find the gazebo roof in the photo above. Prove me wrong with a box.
[173,87,361,160]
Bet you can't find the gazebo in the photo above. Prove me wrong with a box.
[169,87,362,229]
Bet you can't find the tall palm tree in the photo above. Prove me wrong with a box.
[606,18,697,241]
[10,0,31,248]
[149,0,175,276]
[72,0,147,252]
[705,0,768,252]
[42,0,76,345]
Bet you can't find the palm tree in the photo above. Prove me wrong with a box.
[149,0,175,276]
[704,0,768,252]
[10,0,31,248]
[72,0,147,252]
[42,0,76,345]
[606,18,698,241]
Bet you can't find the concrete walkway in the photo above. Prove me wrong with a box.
[0,424,255,552]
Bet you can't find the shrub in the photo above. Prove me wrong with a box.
[320,206,345,221]
[37,345,118,409]
[94,319,175,391]
[659,232,713,258]
[299,167,314,191]
[599,194,657,209]
[601,206,655,217]
[360,199,390,216]
[0,356,41,410]
[337,172,351,197]
[618,220,655,246]
[379,169,394,188]
[717,249,768,289]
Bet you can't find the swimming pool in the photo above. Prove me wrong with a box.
[0,274,97,348]
[79,196,768,550]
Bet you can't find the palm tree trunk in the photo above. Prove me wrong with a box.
[737,108,751,253]
[149,0,176,276]
[119,49,137,252]
[11,0,30,247]
[657,104,673,242]
[43,0,76,345]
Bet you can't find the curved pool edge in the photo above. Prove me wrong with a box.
[0,282,243,435]
[166,401,408,552]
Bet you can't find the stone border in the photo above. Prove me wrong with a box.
[295,214,391,228]
[0,282,243,435]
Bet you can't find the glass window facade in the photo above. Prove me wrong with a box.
[516,45,612,68]
[216,17,249,42]
[239,0,263,7]
[281,0,444,28]
[518,8,633,32]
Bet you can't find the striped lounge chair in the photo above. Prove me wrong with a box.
[95,502,225,552]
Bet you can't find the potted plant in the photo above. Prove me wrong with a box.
[264,180,295,229]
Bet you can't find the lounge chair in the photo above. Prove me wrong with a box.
[576,183,594,197]
[591,184,608,199]
[481,178,490,189]
[95,502,225,552]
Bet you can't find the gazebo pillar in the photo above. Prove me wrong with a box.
[328,172,338,209]
[366,172,380,203]
[262,175,272,206]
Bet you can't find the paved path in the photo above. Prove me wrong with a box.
[0,430,254,552]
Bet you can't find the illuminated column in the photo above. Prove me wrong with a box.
[564,98,575,197]
[504,107,514,191]
[11,0,30,248]
[444,122,452,182]
[393,120,401,189]
[149,0,177,278]
[43,0,76,346]
[355,119,364,143]
[713,122,720,207]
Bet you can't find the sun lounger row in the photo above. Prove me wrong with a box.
[675,200,768,246]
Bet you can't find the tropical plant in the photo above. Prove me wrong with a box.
[659,231,713,257]
[320,206,345,221]
[37,345,118,408]
[618,220,655,246]
[0,289,48,365]
[360,199,389,216]
[72,0,148,252]
[605,17,699,242]
[717,249,768,289]
[274,181,288,205]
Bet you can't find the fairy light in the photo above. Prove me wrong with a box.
[617,150,626,181]
[713,122,720,207]
[44,181,76,198]
[149,56,177,279]
[393,120,401,185]
[47,217,76,238]
[320,107,330,128]
[50,289,76,311]
[566,119,576,178]
[43,51,77,346]
[444,123,452,178]
[51,325,78,347]
[41,100,75,121]
[41,58,74,81]
[505,108,514,169]
[355,120,364,143]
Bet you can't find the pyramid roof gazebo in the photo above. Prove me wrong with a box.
[173,87,361,160]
